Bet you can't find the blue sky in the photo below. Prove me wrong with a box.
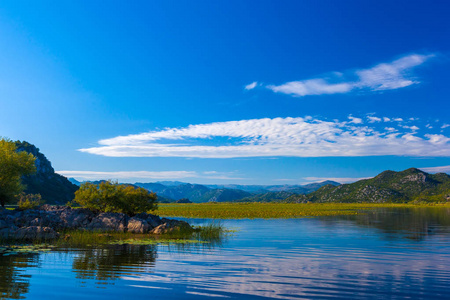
[1,1,449,184]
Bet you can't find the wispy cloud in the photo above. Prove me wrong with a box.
[267,79,352,96]
[56,170,246,181]
[419,166,450,174]
[244,81,258,90]
[79,116,450,158]
[264,53,434,97]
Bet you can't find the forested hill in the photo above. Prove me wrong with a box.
[285,168,450,203]
[16,141,78,204]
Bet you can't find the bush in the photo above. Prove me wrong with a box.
[17,193,42,210]
[72,181,157,216]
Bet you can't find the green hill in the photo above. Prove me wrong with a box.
[285,168,450,203]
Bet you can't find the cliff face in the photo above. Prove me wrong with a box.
[15,141,78,204]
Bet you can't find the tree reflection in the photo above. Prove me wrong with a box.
[0,254,39,300]
[72,244,157,282]
[331,207,450,241]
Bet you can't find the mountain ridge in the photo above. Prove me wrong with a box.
[285,168,450,203]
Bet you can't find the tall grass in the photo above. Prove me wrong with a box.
[157,202,450,219]
[55,223,227,248]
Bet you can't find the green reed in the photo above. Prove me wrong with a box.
[157,202,450,219]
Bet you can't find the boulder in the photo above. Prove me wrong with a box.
[60,208,93,229]
[127,217,150,233]
[151,218,193,234]
[13,226,59,240]
[87,212,128,232]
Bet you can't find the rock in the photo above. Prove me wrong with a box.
[87,212,128,232]
[13,226,59,240]
[134,213,162,229]
[127,217,150,233]
[151,218,193,234]
[146,214,162,228]
[61,208,93,229]
[0,206,191,239]
[0,219,8,229]
[0,226,18,239]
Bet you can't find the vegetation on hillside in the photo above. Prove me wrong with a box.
[0,138,36,207]
[285,168,450,203]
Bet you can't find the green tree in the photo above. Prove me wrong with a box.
[73,181,158,215]
[0,138,36,207]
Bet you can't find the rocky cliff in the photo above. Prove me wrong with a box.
[15,141,78,204]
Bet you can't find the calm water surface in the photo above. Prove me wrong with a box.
[1,207,450,299]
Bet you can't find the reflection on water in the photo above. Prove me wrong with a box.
[72,244,157,282]
[330,206,450,241]
[0,253,39,299]
[1,207,450,299]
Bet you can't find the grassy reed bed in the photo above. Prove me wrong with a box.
[55,223,227,248]
[157,202,450,219]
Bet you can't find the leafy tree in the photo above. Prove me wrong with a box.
[0,138,36,207]
[73,181,158,215]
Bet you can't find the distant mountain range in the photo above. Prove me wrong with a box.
[132,181,339,203]
[15,142,450,204]
[285,168,450,203]
[69,178,339,203]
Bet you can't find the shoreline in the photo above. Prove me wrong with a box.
[0,205,193,241]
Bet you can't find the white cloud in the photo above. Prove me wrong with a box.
[401,125,419,131]
[244,81,258,90]
[355,54,432,90]
[383,117,391,122]
[442,124,450,129]
[56,170,245,181]
[393,118,404,122]
[420,166,450,174]
[426,124,433,129]
[267,79,352,97]
[367,116,382,123]
[79,116,450,158]
[56,170,198,180]
[303,177,372,184]
[348,115,363,124]
[265,53,434,97]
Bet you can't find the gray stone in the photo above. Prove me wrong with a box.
[87,212,128,232]
[151,219,193,234]
[127,217,150,233]
[13,226,59,240]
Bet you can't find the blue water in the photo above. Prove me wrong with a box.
[2,208,450,299]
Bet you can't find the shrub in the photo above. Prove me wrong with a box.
[17,193,42,210]
[72,181,157,216]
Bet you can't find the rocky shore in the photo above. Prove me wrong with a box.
[0,205,192,240]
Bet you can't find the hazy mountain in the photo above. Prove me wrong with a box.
[205,181,340,194]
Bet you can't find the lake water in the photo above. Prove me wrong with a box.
[1,207,450,299]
